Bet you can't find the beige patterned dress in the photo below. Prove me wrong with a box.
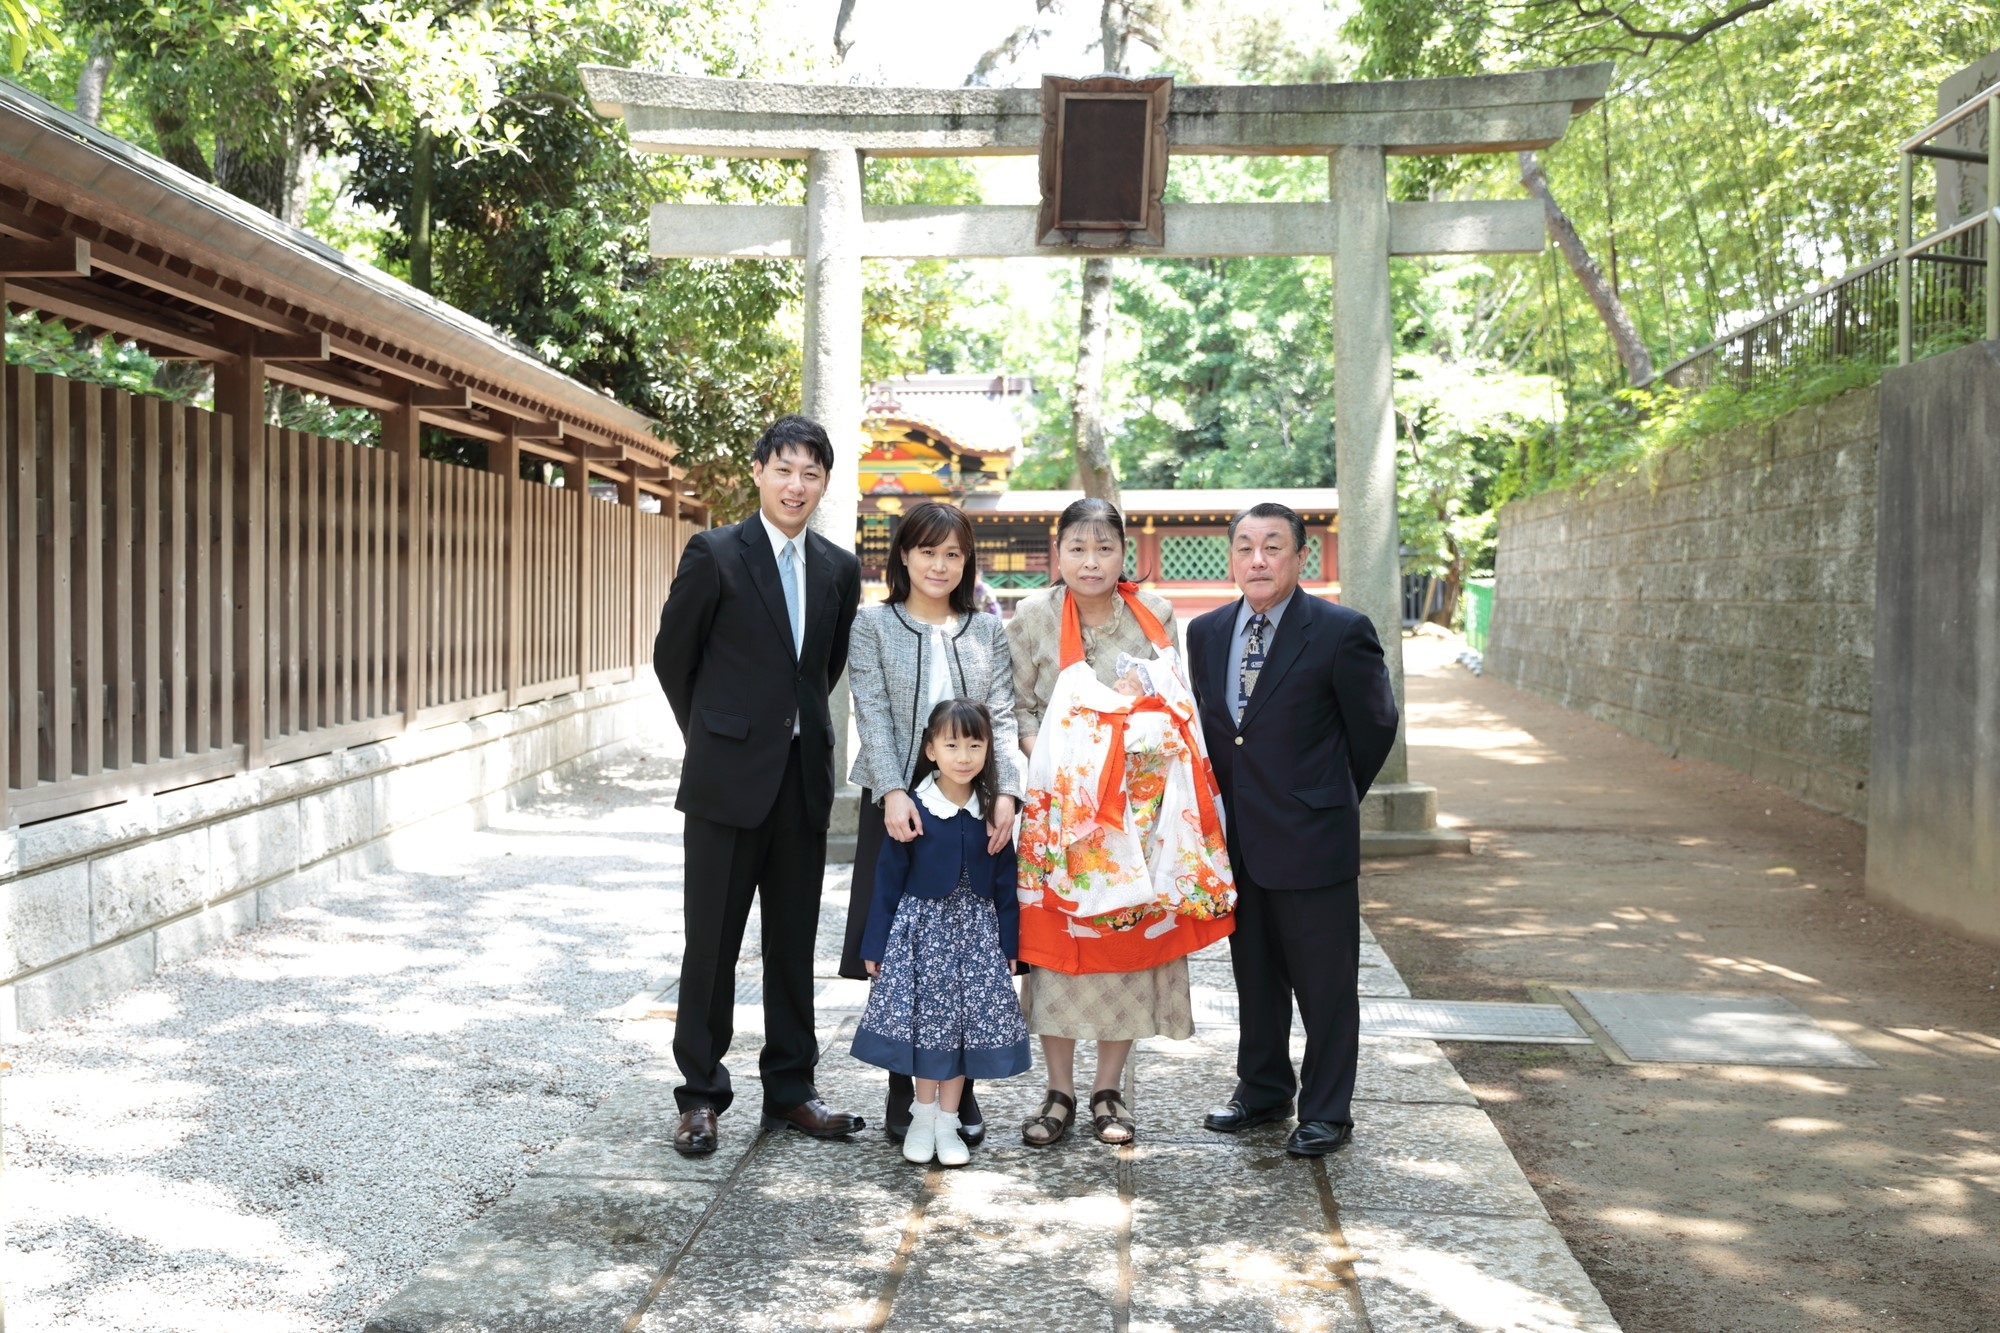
[1007,585,1196,1042]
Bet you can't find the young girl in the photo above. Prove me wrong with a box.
[851,699,1031,1167]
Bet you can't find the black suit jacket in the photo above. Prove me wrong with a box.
[1188,591,1400,889]
[652,515,861,830]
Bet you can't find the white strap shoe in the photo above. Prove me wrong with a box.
[934,1110,970,1167]
[902,1098,938,1164]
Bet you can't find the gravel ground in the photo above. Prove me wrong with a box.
[2,749,695,1332]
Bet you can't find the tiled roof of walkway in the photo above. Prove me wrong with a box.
[0,81,679,480]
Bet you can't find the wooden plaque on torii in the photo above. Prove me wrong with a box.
[1037,74,1172,248]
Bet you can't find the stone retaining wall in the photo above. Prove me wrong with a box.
[0,681,671,1034]
[1488,385,1878,819]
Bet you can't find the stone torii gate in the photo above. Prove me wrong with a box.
[582,61,1611,851]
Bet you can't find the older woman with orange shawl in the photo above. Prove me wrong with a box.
[1007,499,1234,1145]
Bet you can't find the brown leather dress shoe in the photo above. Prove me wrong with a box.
[763,1098,866,1139]
[674,1105,719,1156]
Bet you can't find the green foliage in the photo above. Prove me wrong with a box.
[862,157,983,382]
[1496,357,1887,506]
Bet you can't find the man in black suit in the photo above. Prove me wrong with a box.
[1187,502,1400,1156]
[652,414,864,1155]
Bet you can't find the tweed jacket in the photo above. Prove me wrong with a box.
[1006,584,1182,740]
[847,601,1024,804]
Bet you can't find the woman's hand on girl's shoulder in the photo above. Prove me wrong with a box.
[883,789,922,842]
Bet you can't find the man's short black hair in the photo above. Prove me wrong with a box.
[752,414,835,472]
[1229,502,1307,552]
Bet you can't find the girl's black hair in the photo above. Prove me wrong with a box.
[884,501,979,615]
[910,698,1000,816]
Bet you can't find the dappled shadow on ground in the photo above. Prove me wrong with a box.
[1363,634,2000,1332]
[2,755,690,1333]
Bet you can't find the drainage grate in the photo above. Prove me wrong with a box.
[1568,989,1877,1068]
[1189,988,1592,1043]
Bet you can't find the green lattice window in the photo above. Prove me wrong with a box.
[1125,536,1138,579]
[1304,535,1323,580]
[1160,535,1230,581]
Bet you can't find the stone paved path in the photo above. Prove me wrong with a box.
[368,829,1619,1330]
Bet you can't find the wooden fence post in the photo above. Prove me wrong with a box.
[385,386,424,727]
[618,461,640,679]
[494,424,523,708]
[213,323,267,768]
[1,323,9,825]
[566,456,590,694]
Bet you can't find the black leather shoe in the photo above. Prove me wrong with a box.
[885,1074,915,1143]
[763,1098,866,1139]
[1204,1098,1295,1134]
[1285,1120,1353,1157]
[674,1105,719,1156]
[959,1080,986,1148]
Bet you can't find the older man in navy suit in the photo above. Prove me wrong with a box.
[1185,502,1400,1156]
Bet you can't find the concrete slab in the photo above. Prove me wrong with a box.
[1342,1210,1621,1333]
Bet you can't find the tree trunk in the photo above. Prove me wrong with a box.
[214,135,289,215]
[1065,0,1132,504]
[410,126,436,293]
[1070,257,1120,502]
[149,107,213,183]
[74,37,113,126]
[833,0,860,61]
[1519,150,1654,385]
[283,139,319,228]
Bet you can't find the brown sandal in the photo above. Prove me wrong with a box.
[1021,1089,1076,1146]
[1090,1089,1135,1144]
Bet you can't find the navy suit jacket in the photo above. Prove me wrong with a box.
[1187,591,1400,889]
[860,802,1020,964]
[652,515,861,830]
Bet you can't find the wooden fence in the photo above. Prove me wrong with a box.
[3,367,695,826]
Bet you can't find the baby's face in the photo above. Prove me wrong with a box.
[1113,671,1145,696]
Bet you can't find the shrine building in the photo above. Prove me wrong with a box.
[855,373,1337,619]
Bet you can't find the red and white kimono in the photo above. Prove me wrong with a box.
[1016,584,1236,974]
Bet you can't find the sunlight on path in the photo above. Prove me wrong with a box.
[2,755,688,1332]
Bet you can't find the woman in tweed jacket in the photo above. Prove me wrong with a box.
[840,501,1024,1144]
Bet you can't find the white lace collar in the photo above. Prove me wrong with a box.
[915,772,982,821]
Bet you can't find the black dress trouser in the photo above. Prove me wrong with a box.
[675,740,825,1116]
[1226,850,1362,1126]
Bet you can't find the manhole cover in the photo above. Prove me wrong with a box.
[1190,988,1591,1043]
[1568,989,1877,1067]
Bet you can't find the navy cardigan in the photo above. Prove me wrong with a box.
[859,801,1021,964]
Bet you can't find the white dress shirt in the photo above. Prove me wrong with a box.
[760,509,806,735]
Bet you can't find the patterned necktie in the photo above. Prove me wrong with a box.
[780,539,804,655]
[1237,612,1267,722]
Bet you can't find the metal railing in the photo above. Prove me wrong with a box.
[1647,80,2000,390]
[1900,81,2000,357]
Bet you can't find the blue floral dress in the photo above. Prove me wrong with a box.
[850,783,1032,1081]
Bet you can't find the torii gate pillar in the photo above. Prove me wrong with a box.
[1330,143,1410,787]
[802,148,864,550]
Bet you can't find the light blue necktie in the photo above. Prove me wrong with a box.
[780,539,804,656]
